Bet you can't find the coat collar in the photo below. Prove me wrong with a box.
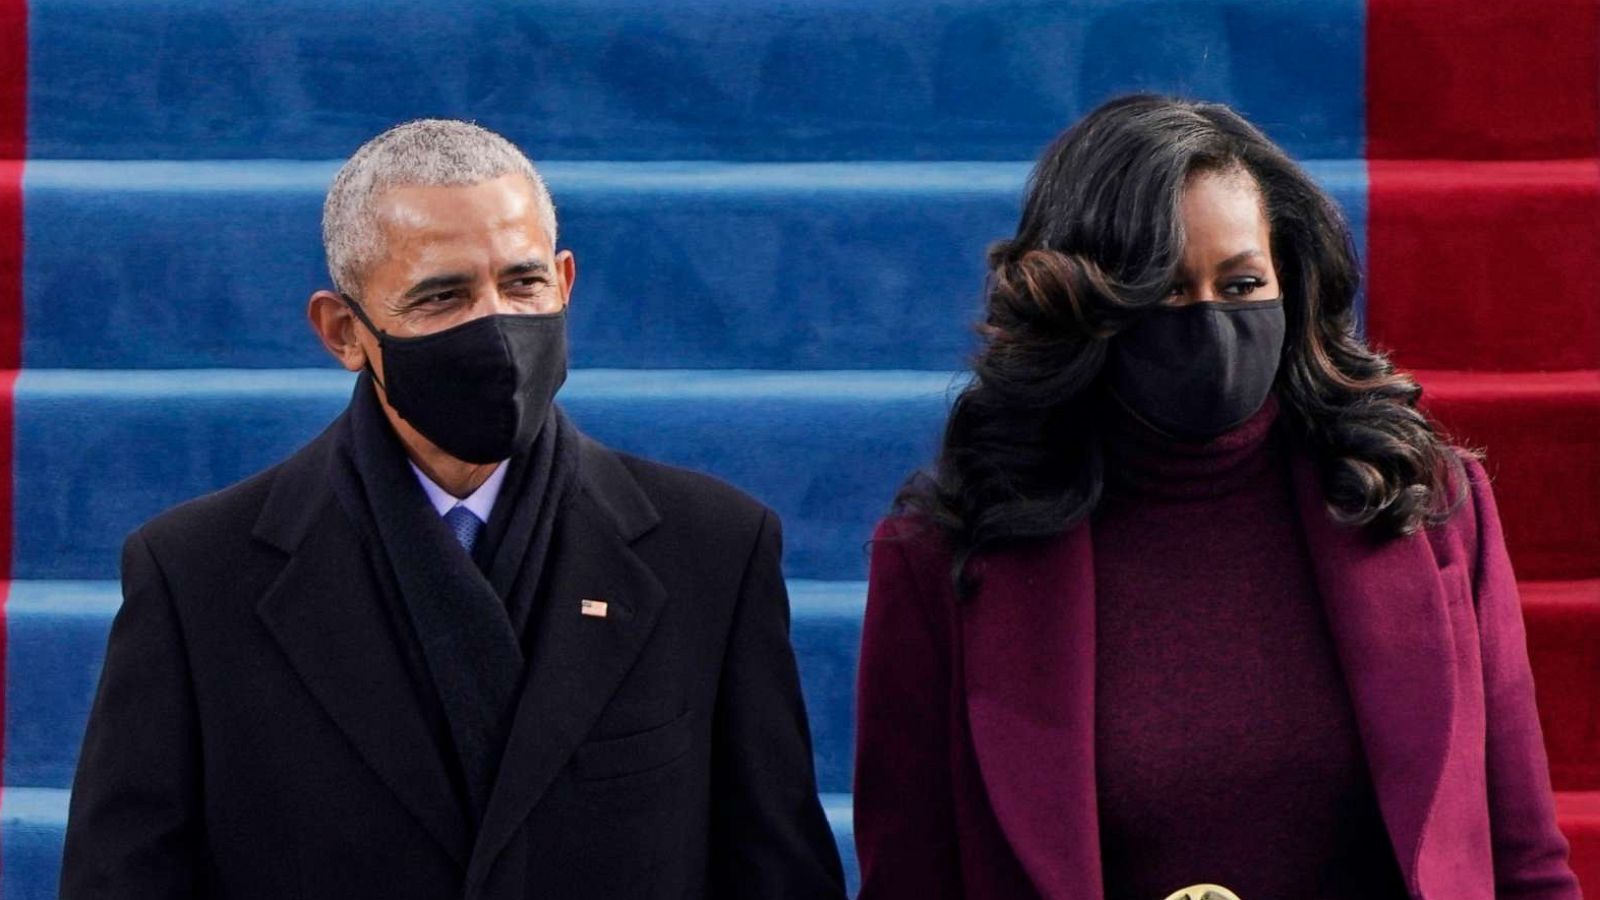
[463,435,668,891]
[1287,452,1456,898]
[960,448,1455,899]
[961,526,1104,894]
[250,414,669,886]
[251,415,342,554]
[252,418,474,864]
[342,380,528,823]
[248,411,661,553]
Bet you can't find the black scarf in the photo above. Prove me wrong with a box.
[328,373,580,824]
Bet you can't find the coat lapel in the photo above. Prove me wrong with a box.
[961,526,1102,899]
[1290,453,1455,896]
[958,453,1457,899]
[252,432,471,866]
[361,441,524,821]
[464,438,667,891]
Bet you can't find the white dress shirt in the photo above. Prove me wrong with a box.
[408,460,509,523]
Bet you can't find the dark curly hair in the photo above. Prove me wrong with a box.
[897,94,1470,592]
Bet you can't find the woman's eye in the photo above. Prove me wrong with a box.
[1224,278,1266,296]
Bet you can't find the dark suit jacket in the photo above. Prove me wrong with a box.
[61,410,846,899]
[854,452,1579,900]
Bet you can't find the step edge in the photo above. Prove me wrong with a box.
[12,368,972,401]
[0,579,868,618]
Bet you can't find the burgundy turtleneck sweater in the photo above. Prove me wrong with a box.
[1092,393,1410,899]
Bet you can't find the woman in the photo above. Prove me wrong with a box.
[853,95,1579,899]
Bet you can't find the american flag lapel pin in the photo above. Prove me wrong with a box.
[581,598,609,619]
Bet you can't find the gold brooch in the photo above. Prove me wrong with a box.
[1162,886,1242,900]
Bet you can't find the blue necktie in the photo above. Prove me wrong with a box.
[443,505,485,554]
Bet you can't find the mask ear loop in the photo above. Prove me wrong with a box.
[338,292,392,394]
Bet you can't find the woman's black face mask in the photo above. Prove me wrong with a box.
[341,293,568,464]
[1106,298,1286,441]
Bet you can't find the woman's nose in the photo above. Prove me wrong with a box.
[1169,288,1222,306]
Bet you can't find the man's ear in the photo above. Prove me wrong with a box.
[555,249,577,309]
[307,290,368,373]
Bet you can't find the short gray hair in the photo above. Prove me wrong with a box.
[322,119,557,295]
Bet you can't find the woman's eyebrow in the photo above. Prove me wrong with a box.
[1216,249,1266,269]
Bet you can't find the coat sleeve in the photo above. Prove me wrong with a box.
[60,530,205,899]
[1465,457,1583,898]
[854,518,963,899]
[707,509,848,899]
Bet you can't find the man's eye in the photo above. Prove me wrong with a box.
[422,290,466,305]
[508,277,548,291]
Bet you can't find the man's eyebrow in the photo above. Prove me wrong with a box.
[499,259,550,278]
[401,272,473,301]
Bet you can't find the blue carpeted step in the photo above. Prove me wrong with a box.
[1,788,70,900]
[1,579,864,796]
[15,368,951,582]
[27,0,1363,162]
[791,582,867,796]
[3,583,117,791]
[821,792,861,895]
[0,788,861,898]
[19,160,1368,371]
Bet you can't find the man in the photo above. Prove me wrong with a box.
[61,119,846,899]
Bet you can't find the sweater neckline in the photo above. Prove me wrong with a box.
[1100,390,1284,502]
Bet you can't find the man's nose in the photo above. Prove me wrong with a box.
[483,287,521,315]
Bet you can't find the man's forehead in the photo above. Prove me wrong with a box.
[374,174,540,228]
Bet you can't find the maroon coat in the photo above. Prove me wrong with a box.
[854,452,1580,899]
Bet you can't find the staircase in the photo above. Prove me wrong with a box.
[0,0,1595,897]
[1364,0,1600,892]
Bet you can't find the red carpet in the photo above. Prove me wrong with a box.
[1557,792,1600,891]
[0,0,21,876]
[1525,581,1600,791]
[0,162,18,371]
[0,0,25,161]
[1366,161,1600,373]
[1368,0,1598,160]
[1371,1,1600,888]
[1417,370,1600,583]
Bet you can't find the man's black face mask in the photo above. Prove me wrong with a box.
[340,293,568,464]
[1106,298,1286,441]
